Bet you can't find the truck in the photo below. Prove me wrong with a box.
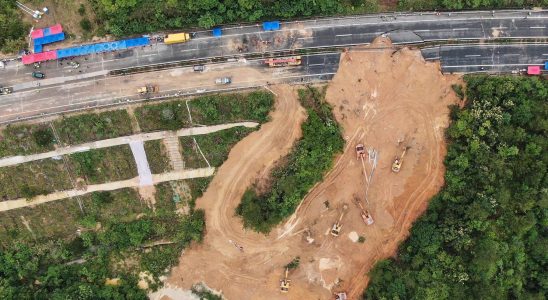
[137,85,159,95]
[215,77,231,85]
[164,33,191,44]
[265,56,302,67]
[0,86,13,95]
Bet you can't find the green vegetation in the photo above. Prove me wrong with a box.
[144,140,172,174]
[0,0,30,53]
[451,83,464,100]
[0,182,208,297]
[180,126,257,168]
[192,283,223,300]
[0,158,71,200]
[0,124,56,157]
[237,86,344,233]
[365,76,547,299]
[286,256,301,270]
[55,110,134,145]
[70,145,137,184]
[135,91,273,132]
[358,236,366,243]
[155,177,213,213]
[80,18,93,32]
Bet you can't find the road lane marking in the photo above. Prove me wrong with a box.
[308,64,324,67]
[297,37,313,40]
[465,54,481,57]
[452,28,469,31]
[335,34,352,37]
[530,26,546,29]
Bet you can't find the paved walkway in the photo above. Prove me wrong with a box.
[0,167,215,212]
[0,122,258,168]
[129,141,153,186]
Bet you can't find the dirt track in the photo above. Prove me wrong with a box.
[165,38,460,299]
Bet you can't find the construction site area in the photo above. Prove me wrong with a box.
[144,37,461,299]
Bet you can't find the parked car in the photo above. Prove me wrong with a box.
[193,65,205,72]
[68,61,80,69]
[32,71,45,79]
[215,77,231,85]
[0,86,13,95]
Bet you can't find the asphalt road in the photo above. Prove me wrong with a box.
[422,43,548,73]
[0,53,340,124]
[2,9,548,90]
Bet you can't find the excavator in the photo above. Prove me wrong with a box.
[355,144,374,226]
[354,197,374,225]
[355,144,366,160]
[391,147,409,173]
[137,84,159,95]
[280,268,291,293]
[331,205,347,237]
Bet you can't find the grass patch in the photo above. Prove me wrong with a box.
[144,140,172,174]
[80,189,149,227]
[55,109,134,144]
[135,91,273,132]
[154,177,213,213]
[236,86,344,233]
[0,158,71,200]
[0,124,56,157]
[0,197,82,246]
[180,126,256,168]
[69,145,137,184]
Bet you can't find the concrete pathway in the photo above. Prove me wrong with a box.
[0,122,258,167]
[129,141,153,186]
[0,167,215,212]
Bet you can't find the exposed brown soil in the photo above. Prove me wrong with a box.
[166,38,461,299]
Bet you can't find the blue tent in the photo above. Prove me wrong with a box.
[34,32,65,46]
[33,44,43,53]
[262,21,280,31]
[212,28,222,38]
[545,61,548,70]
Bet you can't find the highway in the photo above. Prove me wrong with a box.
[422,43,548,73]
[1,9,548,122]
[0,53,340,124]
[2,9,548,89]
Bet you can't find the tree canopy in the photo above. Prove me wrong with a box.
[364,75,547,299]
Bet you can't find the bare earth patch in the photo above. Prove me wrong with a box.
[165,38,460,299]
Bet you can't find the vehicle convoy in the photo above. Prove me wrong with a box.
[265,56,302,67]
[0,86,13,95]
[137,84,159,95]
[163,32,191,44]
[215,77,231,85]
[355,143,374,226]
[391,147,409,173]
[32,71,45,79]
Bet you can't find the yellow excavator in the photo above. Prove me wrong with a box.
[331,205,347,237]
[280,268,291,293]
[391,147,409,173]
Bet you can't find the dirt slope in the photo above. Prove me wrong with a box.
[166,38,460,299]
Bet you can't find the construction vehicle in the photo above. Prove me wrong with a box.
[391,147,409,173]
[354,197,374,226]
[137,84,159,95]
[193,65,205,72]
[215,77,231,85]
[334,292,348,300]
[280,268,291,293]
[0,86,13,95]
[331,206,347,237]
[356,144,366,160]
[265,56,302,67]
[163,32,191,44]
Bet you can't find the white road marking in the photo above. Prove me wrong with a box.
[308,64,324,67]
[465,54,481,57]
[297,37,313,40]
[335,34,352,37]
[530,26,546,29]
[452,28,469,31]
[491,26,508,29]
[444,63,542,68]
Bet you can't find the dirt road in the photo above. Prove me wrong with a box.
[166,38,460,299]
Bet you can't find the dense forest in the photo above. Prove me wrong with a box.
[89,0,548,36]
[365,76,547,299]
[0,0,30,53]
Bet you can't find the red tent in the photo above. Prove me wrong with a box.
[527,66,541,75]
